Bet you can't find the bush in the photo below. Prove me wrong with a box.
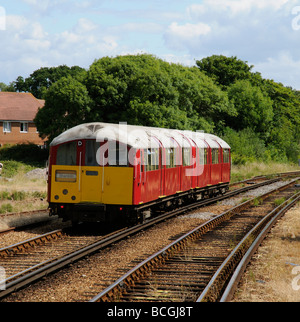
[0,143,48,167]
[11,190,26,201]
[0,160,34,178]
[0,203,13,214]
[222,127,266,164]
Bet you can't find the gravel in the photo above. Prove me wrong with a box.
[3,215,209,302]
[2,179,296,302]
[25,168,47,179]
[219,180,295,207]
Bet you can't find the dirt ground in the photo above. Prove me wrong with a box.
[232,202,300,302]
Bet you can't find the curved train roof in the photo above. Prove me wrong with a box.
[50,122,230,150]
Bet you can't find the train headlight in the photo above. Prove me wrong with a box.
[55,170,77,182]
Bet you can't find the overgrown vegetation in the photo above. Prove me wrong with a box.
[5,54,300,165]
[0,157,47,213]
[230,162,299,182]
[0,144,48,168]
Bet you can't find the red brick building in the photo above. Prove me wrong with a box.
[0,92,46,146]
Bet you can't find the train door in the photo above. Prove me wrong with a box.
[207,148,212,185]
[133,149,142,204]
[159,147,165,196]
[191,141,197,188]
[81,140,103,203]
[140,149,147,203]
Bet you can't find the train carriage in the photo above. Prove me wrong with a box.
[48,122,231,225]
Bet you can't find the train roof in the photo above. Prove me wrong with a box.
[50,122,230,150]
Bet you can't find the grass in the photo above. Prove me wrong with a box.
[231,161,299,183]
[274,197,286,207]
[0,160,47,213]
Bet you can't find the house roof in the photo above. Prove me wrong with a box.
[0,92,44,121]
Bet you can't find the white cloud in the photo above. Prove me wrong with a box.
[254,52,300,88]
[74,18,97,33]
[1,0,300,91]
[167,22,211,38]
[165,22,211,51]
[0,13,121,82]
[162,53,195,67]
[6,15,28,31]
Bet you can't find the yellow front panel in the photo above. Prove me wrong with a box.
[102,167,133,205]
[81,166,102,203]
[50,165,81,203]
[51,165,133,205]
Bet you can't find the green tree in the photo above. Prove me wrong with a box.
[263,80,300,162]
[34,76,92,142]
[14,65,86,98]
[222,127,267,164]
[86,55,179,125]
[196,55,254,87]
[86,54,234,133]
[0,82,16,92]
[227,80,273,134]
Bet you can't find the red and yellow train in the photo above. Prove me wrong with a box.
[47,122,231,225]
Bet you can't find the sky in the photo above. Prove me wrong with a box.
[1,0,300,89]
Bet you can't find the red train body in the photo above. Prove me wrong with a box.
[48,122,231,224]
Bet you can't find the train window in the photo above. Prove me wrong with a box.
[152,149,159,170]
[223,149,230,163]
[211,149,219,164]
[56,141,77,166]
[85,140,100,166]
[140,151,145,172]
[108,142,128,166]
[145,149,159,171]
[146,149,151,171]
[199,148,207,165]
[166,148,175,168]
[182,148,191,166]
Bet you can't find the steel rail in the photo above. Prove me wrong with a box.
[90,177,300,302]
[0,230,63,257]
[0,177,282,300]
[197,188,300,302]
[219,191,300,302]
[0,227,15,236]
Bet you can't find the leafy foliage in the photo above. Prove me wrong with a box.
[34,76,92,141]
[0,144,48,166]
[196,55,254,87]
[10,54,300,164]
[14,65,86,99]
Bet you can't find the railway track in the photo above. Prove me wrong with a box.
[90,177,300,302]
[0,175,298,301]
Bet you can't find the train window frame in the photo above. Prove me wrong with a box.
[211,148,219,164]
[199,148,208,165]
[56,141,77,166]
[166,148,175,169]
[182,148,191,166]
[223,149,230,163]
[144,148,159,172]
[108,141,129,167]
[85,140,100,166]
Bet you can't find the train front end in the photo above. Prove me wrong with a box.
[47,124,135,225]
